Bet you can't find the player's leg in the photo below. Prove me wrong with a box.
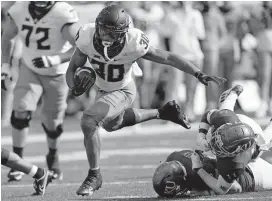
[9,65,42,181]
[40,74,69,180]
[1,148,53,195]
[1,37,22,127]
[218,85,244,111]
[76,81,138,196]
[104,99,191,132]
[184,59,203,121]
[261,119,272,164]
[247,157,272,191]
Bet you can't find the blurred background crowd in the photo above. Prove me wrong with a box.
[1,1,272,127]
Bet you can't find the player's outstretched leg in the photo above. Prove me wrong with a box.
[1,148,53,195]
[218,84,244,111]
[105,100,191,131]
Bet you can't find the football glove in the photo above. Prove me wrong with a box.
[32,55,61,68]
[196,133,211,151]
[191,150,204,172]
[70,75,93,97]
[1,63,12,91]
[195,71,226,86]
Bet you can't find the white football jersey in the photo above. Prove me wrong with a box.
[75,23,150,92]
[8,1,79,76]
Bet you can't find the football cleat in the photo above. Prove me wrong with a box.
[46,154,63,180]
[76,169,102,196]
[33,169,53,196]
[219,84,244,104]
[7,169,24,181]
[158,101,191,129]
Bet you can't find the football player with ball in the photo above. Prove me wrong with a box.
[66,4,226,197]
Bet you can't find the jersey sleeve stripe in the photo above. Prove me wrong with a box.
[199,122,210,130]
[199,128,208,135]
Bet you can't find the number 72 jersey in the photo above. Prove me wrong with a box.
[75,23,150,92]
[8,1,78,75]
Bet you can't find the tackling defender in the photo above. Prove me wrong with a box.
[1,1,80,181]
[194,85,271,194]
[66,4,226,196]
[153,148,272,198]
[153,86,272,197]
[1,148,53,196]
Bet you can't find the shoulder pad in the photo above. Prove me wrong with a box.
[75,23,95,54]
[54,2,79,24]
[7,1,25,24]
[127,28,150,58]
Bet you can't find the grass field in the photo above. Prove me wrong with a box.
[2,117,272,201]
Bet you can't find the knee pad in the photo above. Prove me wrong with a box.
[10,111,32,130]
[42,123,63,140]
[1,148,10,165]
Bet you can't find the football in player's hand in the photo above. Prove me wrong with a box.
[72,66,96,96]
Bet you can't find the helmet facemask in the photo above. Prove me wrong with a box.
[209,123,256,158]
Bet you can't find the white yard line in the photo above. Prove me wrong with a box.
[2,117,269,145]
[1,123,199,145]
[12,147,187,164]
[2,180,151,188]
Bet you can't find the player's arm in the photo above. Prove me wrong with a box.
[1,15,18,65]
[66,47,87,89]
[196,170,242,195]
[196,109,218,151]
[142,46,226,86]
[31,22,81,69]
[191,151,242,195]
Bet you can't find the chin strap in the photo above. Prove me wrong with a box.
[102,41,114,61]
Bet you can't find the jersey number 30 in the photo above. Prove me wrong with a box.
[22,25,50,50]
[91,59,125,82]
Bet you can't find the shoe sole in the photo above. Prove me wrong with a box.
[219,85,243,104]
[41,170,49,196]
[76,189,94,196]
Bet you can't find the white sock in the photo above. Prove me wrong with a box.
[28,165,38,177]
[219,93,238,111]
[91,167,100,171]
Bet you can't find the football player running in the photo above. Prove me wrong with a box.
[66,4,226,196]
[153,148,272,198]
[1,1,80,181]
[1,148,53,196]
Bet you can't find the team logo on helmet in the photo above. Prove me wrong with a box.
[152,161,188,198]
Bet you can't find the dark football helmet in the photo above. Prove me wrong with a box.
[30,1,55,13]
[95,4,130,44]
[209,122,256,158]
[152,161,188,198]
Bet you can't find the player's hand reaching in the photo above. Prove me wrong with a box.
[32,55,61,68]
[1,63,13,91]
[195,71,226,86]
[191,150,204,172]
